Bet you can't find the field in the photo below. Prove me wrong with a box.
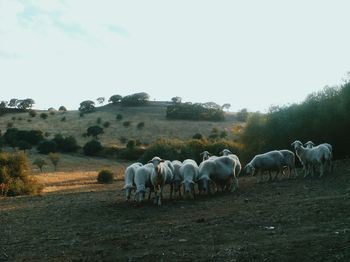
[1,158,350,261]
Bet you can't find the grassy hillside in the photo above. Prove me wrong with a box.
[0,103,241,148]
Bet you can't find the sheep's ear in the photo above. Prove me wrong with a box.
[147,160,152,163]
[160,159,165,162]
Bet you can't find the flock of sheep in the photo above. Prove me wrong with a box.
[122,140,333,206]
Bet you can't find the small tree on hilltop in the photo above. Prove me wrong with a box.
[171,96,182,104]
[108,95,123,104]
[17,140,32,153]
[48,153,60,171]
[222,103,231,111]
[97,97,105,105]
[17,99,35,110]
[79,100,95,113]
[58,106,67,112]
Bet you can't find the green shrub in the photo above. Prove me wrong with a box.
[192,133,203,140]
[97,169,114,184]
[126,140,136,149]
[40,113,48,120]
[103,121,110,128]
[37,140,57,154]
[61,116,66,122]
[0,152,43,196]
[83,140,103,156]
[123,121,131,127]
[29,110,37,117]
[116,114,123,121]
[137,122,145,130]
[96,117,102,125]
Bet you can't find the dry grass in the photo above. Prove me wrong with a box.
[0,104,240,148]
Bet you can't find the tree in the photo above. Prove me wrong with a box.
[222,103,231,111]
[83,140,103,156]
[48,153,60,171]
[33,158,47,172]
[171,96,182,104]
[202,102,221,110]
[236,108,249,122]
[0,101,8,109]
[8,98,18,108]
[3,128,19,149]
[37,140,57,154]
[97,97,105,105]
[121,92,150,106]
[58,106,67,112]
[17,99,35,109]
[17,140,32,153]
[108,95,123,104]
[40,113,48,120]
[86,125,104,139]
[79,100,95,113]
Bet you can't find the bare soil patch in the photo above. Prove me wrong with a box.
[1,160,350,261]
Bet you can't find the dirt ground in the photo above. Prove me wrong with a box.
[1,160,350,262]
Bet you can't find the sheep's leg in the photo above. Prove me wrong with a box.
[169,184,173,200]
[231,176,238,193]
[319,163,324,178]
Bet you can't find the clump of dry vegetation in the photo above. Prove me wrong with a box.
[0,152,43,196]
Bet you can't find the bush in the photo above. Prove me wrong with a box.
[52,134,79,153]
[7,122,13,128]
[116,114,123,121]
[61,116,66,122]
[0,152,43,196]
[97,169,114,184]
[103,121,110,128]
[192,133,203,140]
[126,140,136,149]
[29,110,37,117]
[96,117,102,125]
[37,140,57,154]
[123,121,131,127]
[40,113,48,120]
[166,102,225,121]
[137,122,145,130]
[83,140,103,156]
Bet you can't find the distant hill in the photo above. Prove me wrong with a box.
[0,102,242,148]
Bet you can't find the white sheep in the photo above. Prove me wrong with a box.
[123,162,142,201]
[180,159,199,199]
[171,160,183,198]
[148,156,174,206]
[279,149,298,179]
[200,151,212,161]
[244,150,285,183]
[304,141,333,172]
[291,140,332,178]
[198,156,238,194]
[134,163,154,203]
[220,149,242,177]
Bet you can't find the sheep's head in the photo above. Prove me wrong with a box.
[304,141,315,148]
[291,140,303,150]
[220,149,232,156]
[123,185,135,201]
[135,188,146,202]
[148,157,164,173]
[200,151,211,161]
[244,163,255,176]
[198,176,211,194]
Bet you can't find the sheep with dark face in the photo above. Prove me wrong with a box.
[179,159,199,199]
[244,150,285,183]
[123,162,142,201]
[134,163,154,203]
[148,157,174,206]
[291,140,332,178]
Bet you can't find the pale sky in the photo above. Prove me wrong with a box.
[1,0,349,112]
